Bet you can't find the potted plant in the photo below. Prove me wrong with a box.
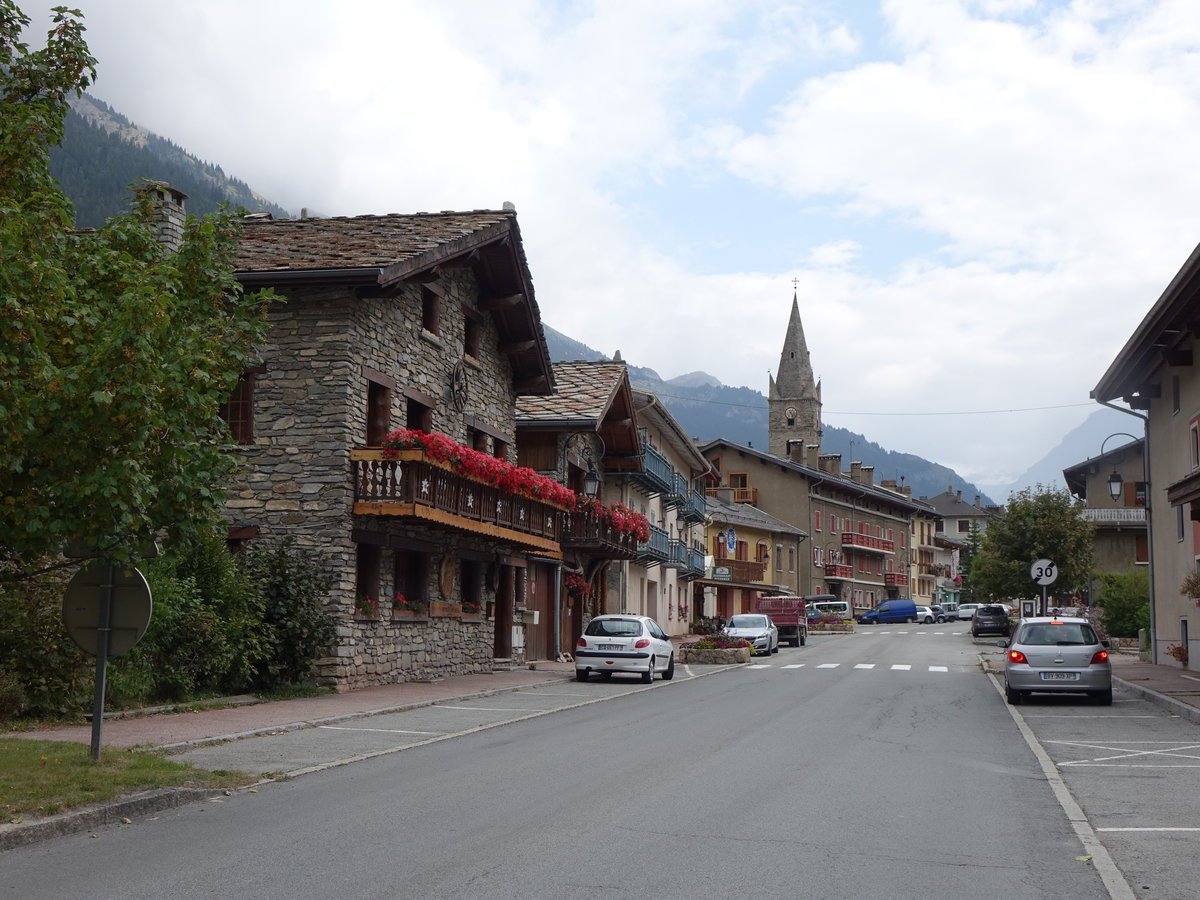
[1167,643,1189,666]
[392,592,427,617]
[355,594,380,618]
[1181,571,1200,604]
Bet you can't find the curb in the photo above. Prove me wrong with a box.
[0,787,226,852]
[1112,675,1200,726]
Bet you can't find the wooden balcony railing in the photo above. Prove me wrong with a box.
[841,532,895,554]
[705,485,758,505]
[351,449,562,555]
[885,572,909,586]
[561,509,640,559]
[712,558,767,582]
[824,563,854,580]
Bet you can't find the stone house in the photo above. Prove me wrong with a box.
[228,206,566,690]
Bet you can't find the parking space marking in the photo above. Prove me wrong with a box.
[1097,827,1200,832]
[320,725,441,736]
[433,705,545,712]
[1048,740,1200,767]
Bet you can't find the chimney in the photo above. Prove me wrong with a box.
[974,495,980,507]
[136,182,188,252]
[861,465,874,486]
[786,439,805,465]
[819,453,841,474]
[850,461,862,481]
[956,490,962,501]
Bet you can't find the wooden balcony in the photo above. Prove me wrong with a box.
[351,449,562,556]
[714,558,767,582]
[824,563,854,580]
[562,509,639,559]
[885,572,909,586]
[841,532,895,554]
[705,485,758,505]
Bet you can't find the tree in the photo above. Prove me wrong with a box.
[958,524,983,604]
[0,2,274,576]
[968,486,1094,604]
[1095,568,1149,639]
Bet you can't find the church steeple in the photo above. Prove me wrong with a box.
[768,292,822,458]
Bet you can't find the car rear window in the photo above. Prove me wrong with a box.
[585,619,643,637]
[1017,622,1097,645]
[978,606,1005,615]
[729,615,768,628]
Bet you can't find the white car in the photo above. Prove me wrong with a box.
[724,613,780,656]
[956,603,981,621]
[575,615,675,683]
[916,605,937,624]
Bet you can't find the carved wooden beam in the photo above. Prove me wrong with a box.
[501,340,536,354]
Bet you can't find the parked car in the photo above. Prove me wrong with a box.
[724,613,779,655]
[956,603,981,621]
[857,598,918,624]
[932,604,955,623]
[575,615,674,683]
[916,605,937,624]
[971,604,1011,637]
[1002,616,1112,705]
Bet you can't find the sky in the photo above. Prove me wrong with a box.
[19,0,1200,494]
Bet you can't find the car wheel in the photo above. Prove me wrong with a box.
[936,616,946,623]
[1091,688,1113,706]
[800,632,807,646]
[575,669,589,682]
[1005,681,1022,705]
[641,657,654,684]
[924,616,934,624]
[662,653,675,681]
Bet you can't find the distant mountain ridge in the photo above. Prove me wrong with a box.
[542,325,997,506]
[51,93,294,228]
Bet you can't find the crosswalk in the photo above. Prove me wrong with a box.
[742,662,954,673]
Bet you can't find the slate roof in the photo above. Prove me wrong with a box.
[516,361,631,425]
[705,492,808,538]
[235,211,514,275]
[233,210,553,394]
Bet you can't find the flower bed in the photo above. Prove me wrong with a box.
[679,633,753,664]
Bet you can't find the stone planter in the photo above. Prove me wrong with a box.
[808,622,855,633]
[678,646,751,665]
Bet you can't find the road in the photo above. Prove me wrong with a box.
[6,626,1197,899]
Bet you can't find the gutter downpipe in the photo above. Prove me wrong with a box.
[1098,399,1155,664]
[553,558,563,660]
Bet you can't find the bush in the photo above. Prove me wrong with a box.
[238,537,335,691]
[0,668,28,723]
[1095,568,1149,639]
[0,565,93,719]
[681,634,752,651]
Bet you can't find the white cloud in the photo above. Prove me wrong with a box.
[18,0,1200,485]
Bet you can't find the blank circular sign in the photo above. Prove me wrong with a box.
[62,561,153,657]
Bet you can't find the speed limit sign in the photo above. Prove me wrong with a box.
[1031,559,1057,586]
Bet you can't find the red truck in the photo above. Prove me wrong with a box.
[755,596,808,647]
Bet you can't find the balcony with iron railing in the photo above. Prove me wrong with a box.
[637,524,670,565]
[685,547,706,577]
[667,538,687,569]
[629,444,673,495]
[680,487,706,523]
[351,449,562,555]
[665,472,689,509]
[841,532,895,554]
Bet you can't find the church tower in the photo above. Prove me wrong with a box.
[768,292,822,458]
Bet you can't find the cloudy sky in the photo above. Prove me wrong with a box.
[20,0,1200,492]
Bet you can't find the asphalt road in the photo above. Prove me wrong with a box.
[8,626,1195,899]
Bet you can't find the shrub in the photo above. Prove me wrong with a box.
[1095,568,1149,639]
[238,537,335,691]
[0,668,28,723]
[681,634,752,651]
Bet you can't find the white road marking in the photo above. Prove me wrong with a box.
[319,725,441,735]
[817,663,840,669]
[929,666,949,672]
[854,664,876,669]
[1097,827,1200,832]
[783,664,806,669]
[891,664,912,670]
[1047,740,1200,766]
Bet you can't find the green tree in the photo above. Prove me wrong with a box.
[958,525,983,604]
[968,486,1094,604]
[0,2,274,576]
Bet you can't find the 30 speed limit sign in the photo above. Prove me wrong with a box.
[1031,559,1058,586]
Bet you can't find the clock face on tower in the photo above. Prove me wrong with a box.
[785,406,797,420]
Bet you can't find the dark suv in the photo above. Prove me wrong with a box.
[971,604,1011,637]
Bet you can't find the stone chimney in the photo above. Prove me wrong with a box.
[850,461,862,481]
[819,453,842,474]
[956,490,962,502]
[861,465,874,486]
[786,439,805,466]
[136,181,188,252]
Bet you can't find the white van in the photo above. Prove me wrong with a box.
[806,597,852,621]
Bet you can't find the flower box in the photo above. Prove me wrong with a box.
[678,647,750,665]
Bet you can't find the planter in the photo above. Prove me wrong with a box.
[809,622,855,633]
[678,647,751,665]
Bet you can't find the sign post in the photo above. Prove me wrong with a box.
[1030,559,1057,616]
[63,560,153,760]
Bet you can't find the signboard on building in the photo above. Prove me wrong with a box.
[712,565,733,582]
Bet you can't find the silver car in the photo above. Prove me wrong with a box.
[724,613,779,656]
[1003,616,1111,705]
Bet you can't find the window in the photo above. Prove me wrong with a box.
[1192,423,1199,469]
[1135,534,1149,564]
[493,439,509,462]
[366,378,391,446]
[788,547,795,572]
[814,546,823,567]
[776,543,783,571]
[406,393,434,432]
[393,549,428,609]
[814,511,822,532]
[421,284,442,335]
[957,519,970,533]
[463,310,482,359]
[1178,505,1186,542]
[356,544,382,609]
[219,370,257,445]
[460,559,484,612]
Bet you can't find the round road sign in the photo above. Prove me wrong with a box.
[62,561,153,657]
[1030,559,1058,587]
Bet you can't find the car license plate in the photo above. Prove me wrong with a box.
[1041,672,1079,681]
[598,643,621,651]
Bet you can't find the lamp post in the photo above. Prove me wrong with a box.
[563,431,603,498]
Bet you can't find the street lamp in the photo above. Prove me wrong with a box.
[563,431,604,498]
[1100,432,1139,501]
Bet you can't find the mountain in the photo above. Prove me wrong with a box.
[980,407,1143,501]
[542,325,998,505]
[50,93,294,228]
